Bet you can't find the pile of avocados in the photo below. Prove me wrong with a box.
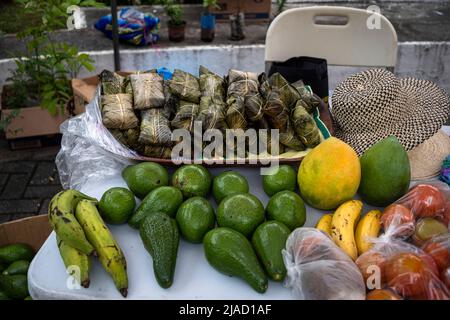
[113,162,306,293]
[0,243,34,300]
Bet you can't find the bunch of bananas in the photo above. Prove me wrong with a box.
[48,190,128,297]
[315,200,382,260]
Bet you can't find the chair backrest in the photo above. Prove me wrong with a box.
[265,6,398,69]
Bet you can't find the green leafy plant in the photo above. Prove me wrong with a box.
[4,0,103,119]
[164,1,184,26]
[203,0,219,14]
[276,0,287,15]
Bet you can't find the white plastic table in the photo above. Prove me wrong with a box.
[28,166,384,300]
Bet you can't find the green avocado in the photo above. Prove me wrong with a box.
[0,274,29,299]
[128,186,183,229]
[122,162,169,199]
[2,260,30,276]
[139,212,179,289]
[262,165,297,196]
[266,191,306,231]
[251,221,290,281]
[358,136,411,206]
[217,193,265,238]
[176,197,215,243]
[0,244,34,265]
[203,228,268,293]
[212,171,249,203]
[171,164,211,198]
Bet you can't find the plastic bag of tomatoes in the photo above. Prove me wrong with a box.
[422,234,450,292]
[356,231,450,300]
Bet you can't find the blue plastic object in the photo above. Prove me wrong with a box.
[201,14,216,30]
[157,67,173,80]
[95,7,160,46]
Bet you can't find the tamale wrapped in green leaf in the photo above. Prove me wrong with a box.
[162,84,178,120]
[197,96,228,132]
[227,69,259,97]
[263,89,290,129]
[291,80,322,114]
[101,94,138,129]
[123,127,145,153]
[199,67,225,100]
[268,73,300,108]
[171,100,200,133]
[226,95,247,130]
[245,93,264,122]
[279,126,306,151]
[100,70,124,95]
[130,73,165,110]
[258,73,270,100]
[167,69,201,103]
[144,145,173,159]
[292,101,321,148]
[123,75,133,95]
[109,129,127,145]
[138,109,172,146]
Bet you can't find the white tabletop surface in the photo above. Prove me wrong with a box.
[28,166,386,300]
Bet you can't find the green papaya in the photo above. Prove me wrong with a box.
[203,227,268,293]
[0,244,34,264]
[129,186,183,229]
[139,212,179,288]
[2,260,30,276]
[358,136,411,206]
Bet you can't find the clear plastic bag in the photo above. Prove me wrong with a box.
[282,228,366,300]
[422,233,450,290]
[56,87,137,190]
[356,230,450,300]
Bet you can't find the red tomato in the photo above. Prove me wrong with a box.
[356,251,387,286]
[366,289,402,300]
[385,252,429,297]
[437,202,450,227]
[381,204,415,237]
[419,252,440,276]
[406,184,445,218]
[423,242,450,272]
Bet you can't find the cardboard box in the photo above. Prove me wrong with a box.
[211,0,271,21]
[0,215,52,252]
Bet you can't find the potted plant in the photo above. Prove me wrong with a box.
[229,0,245,41]
[165,1,186,42]
[201,0,219,42]
[0,0,100,140]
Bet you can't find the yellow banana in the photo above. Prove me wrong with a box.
[355,210,382,256]
[75,200,128,297]
[331,200,362,260]
[48,190,97,256]
[56,235,91,288]
[315,214,333,236]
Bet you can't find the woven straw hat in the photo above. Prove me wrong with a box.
[331,69,450,156]
[407,130,450,180]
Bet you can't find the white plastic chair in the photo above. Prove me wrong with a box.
[265,6,398,71]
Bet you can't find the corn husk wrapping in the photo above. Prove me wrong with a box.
[292,101,321,148]
[101,94,138,130]
[138,109,172,146]
[130,73,165,110]
[167,69,201,103]
[171,100,200,133]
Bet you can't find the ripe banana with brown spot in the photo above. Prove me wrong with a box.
[48,190,97,256]
[56,235,91,288]
[331,200,362,261]
[355,209,382,256]
[75,200,128,297]
[315,214,333,236]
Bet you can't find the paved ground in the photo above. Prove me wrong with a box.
[0,137,61,223]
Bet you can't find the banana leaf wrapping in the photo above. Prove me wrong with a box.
[292,100,321,148]
[101,94,138,130]
[269,73,300,108]
[100,70,125,95]
[171,100,200,133]
[226,95,247,130]
[123,75,133,95]
[198,97,228,132]
[130,73,165,110]
[143,145,172,159]
[162,84,178,120]
[138,109,172,146]
[292,80,322,114]
[167,69,201,103]
[199,67,225,100]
